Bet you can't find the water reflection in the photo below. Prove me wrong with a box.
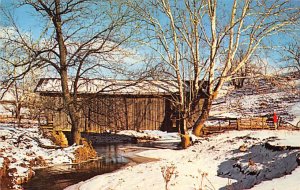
[22,145,129,190]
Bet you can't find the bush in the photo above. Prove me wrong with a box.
[74,138,97,163]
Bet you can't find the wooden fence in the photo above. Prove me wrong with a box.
[237,117,271,130]
[203,117,274,135]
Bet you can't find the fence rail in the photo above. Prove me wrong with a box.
[203,117,275,135]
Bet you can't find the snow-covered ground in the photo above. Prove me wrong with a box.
[209,77,300,127]
[66,130,300,190]
[0,124,79,188]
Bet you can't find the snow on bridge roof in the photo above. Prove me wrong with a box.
[35,78,183,96]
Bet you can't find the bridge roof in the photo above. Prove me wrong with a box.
[35,78,184,96]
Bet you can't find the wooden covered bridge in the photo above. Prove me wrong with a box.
[35,78,194,133]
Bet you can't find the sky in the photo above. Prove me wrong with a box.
[0,0,46,37]
[0,0,299,70]
[1,0,298,42]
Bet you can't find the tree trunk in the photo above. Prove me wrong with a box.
[54,0,81,145]
[192,96,213,136]
[178,111,186,135]
[14,103,20,119]
[69,106,81,145]
[15,103,22,126]
[60,69,81,145]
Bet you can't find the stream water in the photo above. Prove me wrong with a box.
[22,144,131,190]
[22,142,179,190]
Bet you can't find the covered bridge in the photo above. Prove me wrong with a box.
[35,78,192,133]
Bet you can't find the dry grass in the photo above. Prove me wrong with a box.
[50,130,68,147]
[199,171,215,190]
[161,163,177,190]
[74,138,97,163]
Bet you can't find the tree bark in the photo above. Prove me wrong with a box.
[16,103,22,126]
[192,96,213,136]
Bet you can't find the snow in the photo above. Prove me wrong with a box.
[252,167,300,190]
[209,76,300,127]
[0,89,15,102]
[66,130,300,190]
[35,78,182,95]
[0,124,79,187]
[117,130,181,142]
[0,157,4,168]
[290,102,300,127]
[0,104,13,116]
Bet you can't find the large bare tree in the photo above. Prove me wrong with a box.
[0,0,136,144]
[131,0,299,136]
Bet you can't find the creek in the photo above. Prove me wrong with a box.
[22,144,131,190]
[22,142,178,190]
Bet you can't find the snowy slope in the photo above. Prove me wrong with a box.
[0,124,79,188]
[210,75,300,127]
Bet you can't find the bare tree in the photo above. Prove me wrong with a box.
[230,50,265,89]
[0,69,38,124]
[131,0,300,136]
[281,42,300,73]
[0,33,41,124]
[0,0,137,144]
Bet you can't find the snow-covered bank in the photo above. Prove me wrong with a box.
[66,130,300,190]
[0,124,79,189]
[117,130,181,143]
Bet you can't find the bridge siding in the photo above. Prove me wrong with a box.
[40,95,176,133]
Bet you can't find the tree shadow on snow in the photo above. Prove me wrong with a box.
[217,143,300,190]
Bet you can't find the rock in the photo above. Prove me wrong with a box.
[25,144,33,149]
[19,163,27,168]
[15,168,35,185]
[11,158,17,163]
[8,168,17,176]
[245,159,260,175]
[239,144,248,152]
[0,157,11,187]
[29,156,47,167]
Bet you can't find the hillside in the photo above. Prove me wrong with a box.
[209,73,300,127]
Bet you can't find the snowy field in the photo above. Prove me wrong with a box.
[66,130,300,190]
[209,78,300,127]
[0,124,79,188]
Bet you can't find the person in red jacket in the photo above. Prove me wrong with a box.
[273,111,278,129]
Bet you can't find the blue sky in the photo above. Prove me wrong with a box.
[0,0,45,36]
[1,0,298,43]
[0,0,299,68]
